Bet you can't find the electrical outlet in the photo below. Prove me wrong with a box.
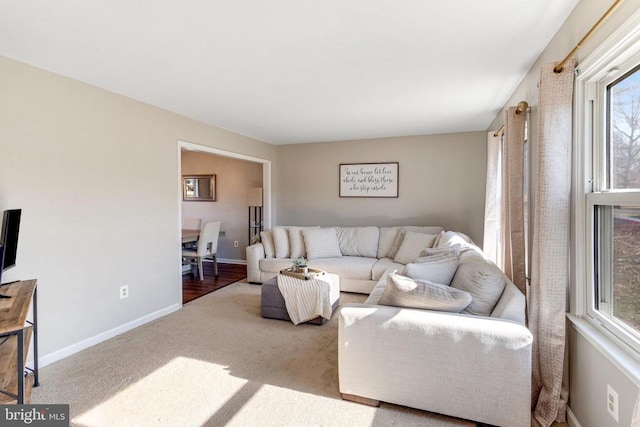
[120,285,129,299]
[234,240,239,247]
[607,384,619,422]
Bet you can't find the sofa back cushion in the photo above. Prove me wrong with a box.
[272,227,290,258]
[393,231,437,264]
[288,226,319,258]
[302,227,343,259]
[380,273,472,313]
[337,226,379,258]
[260,231,275,258]
[450,251,506,316]
[378,227,401,258]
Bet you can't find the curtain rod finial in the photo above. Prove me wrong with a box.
[516,101,529,114]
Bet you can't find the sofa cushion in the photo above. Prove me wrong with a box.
[337,226,379,258]
[378,227,400,258]
[435,230,475,250]
[288,226,318,258]
[450,251,506,316]
[387,229,406,259]
[303,227,343,259]
[259,257,299,273]
[272,227,290,258]
[260,231,275,258]
[404,246,460,285]
[365,273,389,305]
[393,231,437,265]
[372,258,405,281]
[419,244,462,258]
[379,273,472,312]
[308,256,376,280]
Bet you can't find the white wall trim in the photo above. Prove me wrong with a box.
[567,406,582,427]
[36,303,180,368]
[568,314,640,389]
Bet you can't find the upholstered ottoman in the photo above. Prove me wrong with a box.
[261,273,340,325]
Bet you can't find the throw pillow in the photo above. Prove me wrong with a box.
[393,231,436,265]
[260,231,275,258]
[404,247,460,285]
[272,227,290,259]
[378,227,400,258]
[302,227,343,260]
[379,273,472,313]
[450,251,506,316]
[435,231,474,249]
[387,228,406,259]
[288,226,318,258]
[419,244,462,258]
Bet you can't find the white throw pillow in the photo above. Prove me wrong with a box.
[387,228,406,259]
[288,226,318,258]
[404,246,460,285]
[260,231,275,258]
[435,230,474,249]
[393,231,436,265]
[302,227,343,260]
[380,273,472,313]
[450,251,506,316]
[272,227,290,259]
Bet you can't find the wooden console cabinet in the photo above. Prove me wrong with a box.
[0,279,39,404]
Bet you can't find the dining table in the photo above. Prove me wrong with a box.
[181,228,200,244]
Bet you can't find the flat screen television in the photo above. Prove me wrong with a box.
[0,209,22,294]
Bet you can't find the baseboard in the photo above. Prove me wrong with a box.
[35,303,181,368]
[567,406,582,427]
[202,258,247,265]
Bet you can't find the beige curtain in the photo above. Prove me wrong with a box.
[530,59,576,426]
[501,107,527,292]
[483,132,502,264]
[483,109,526,293]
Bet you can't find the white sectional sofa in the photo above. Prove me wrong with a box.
[246,225,444,293]
[246,225,532,426]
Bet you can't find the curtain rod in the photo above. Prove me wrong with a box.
[553,0,625,73]
[493,101,529,137]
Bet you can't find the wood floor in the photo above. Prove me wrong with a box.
[182,262,248,304]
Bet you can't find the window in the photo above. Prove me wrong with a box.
[577,15,640,355]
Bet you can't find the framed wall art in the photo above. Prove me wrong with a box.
[339,162,399,198]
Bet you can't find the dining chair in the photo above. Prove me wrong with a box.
[182,221,221,281]
[182,217,202,230]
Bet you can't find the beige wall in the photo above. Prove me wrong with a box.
[275,132,486,244]
[0,55,276,363]
[489,0,640,425]
[181,151,263,260]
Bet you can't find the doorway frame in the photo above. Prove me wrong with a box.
[177,139,272,306]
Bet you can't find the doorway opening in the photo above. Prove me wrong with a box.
[177,140,271,304]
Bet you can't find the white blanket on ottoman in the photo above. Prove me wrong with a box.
[277,274,332,325]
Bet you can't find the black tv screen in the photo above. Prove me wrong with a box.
[1,209,21,270]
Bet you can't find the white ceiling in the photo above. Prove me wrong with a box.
[0,1,579,144]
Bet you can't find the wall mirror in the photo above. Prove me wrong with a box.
[183,175,216,201]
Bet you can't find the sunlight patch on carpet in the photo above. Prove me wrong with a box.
[73,356,253,426]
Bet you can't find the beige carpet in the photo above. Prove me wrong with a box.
[32,281,476,427]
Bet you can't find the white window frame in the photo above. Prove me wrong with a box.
[574,10,640,358]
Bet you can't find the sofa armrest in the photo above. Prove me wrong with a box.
[246,243,265,283]
[338,303,532,427]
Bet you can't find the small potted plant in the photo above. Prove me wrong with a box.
[292,257,308,273]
